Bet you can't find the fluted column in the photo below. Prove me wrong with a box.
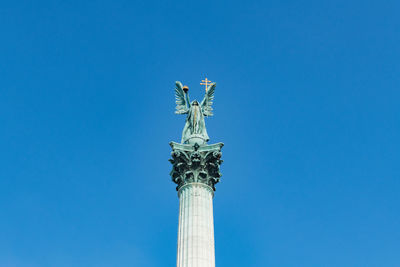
[169,142,223,267]
[177,183,215,267]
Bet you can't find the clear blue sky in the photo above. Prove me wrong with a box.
[1,1,399,266]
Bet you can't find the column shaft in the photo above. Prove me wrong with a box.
[177,183,215,267]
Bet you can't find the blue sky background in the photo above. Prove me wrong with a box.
[1,1,399,266]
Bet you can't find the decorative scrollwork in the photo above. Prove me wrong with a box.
[169,142,223,191]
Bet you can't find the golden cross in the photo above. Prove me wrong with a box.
[200,77,212,92]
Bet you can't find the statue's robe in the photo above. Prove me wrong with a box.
[181,104,209,144]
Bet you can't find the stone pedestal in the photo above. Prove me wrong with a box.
[169,142,223,267]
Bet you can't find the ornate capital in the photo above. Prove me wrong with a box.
[169,142,223,191]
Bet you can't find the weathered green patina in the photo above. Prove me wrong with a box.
[170,81,224,191]
[174,81,216,145]
[169,142,223,191]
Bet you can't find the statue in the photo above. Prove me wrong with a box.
[174,80,216,145]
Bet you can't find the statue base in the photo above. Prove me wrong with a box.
[183,134,208,145]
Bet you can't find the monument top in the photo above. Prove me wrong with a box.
[174,79,217,145]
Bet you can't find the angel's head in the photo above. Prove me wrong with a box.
[192,100,199,106]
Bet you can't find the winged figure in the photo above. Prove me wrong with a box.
[174,81,216,144]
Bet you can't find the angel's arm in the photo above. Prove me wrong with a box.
[175,81,189,114]
[185,91,190,109]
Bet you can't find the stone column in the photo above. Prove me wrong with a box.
[169,142,223,267]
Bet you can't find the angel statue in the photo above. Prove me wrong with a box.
[174,81,216,145]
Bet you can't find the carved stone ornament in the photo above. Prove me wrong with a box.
[169,142,223,191]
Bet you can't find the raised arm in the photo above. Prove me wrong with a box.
[183,85,191,110]
[175,81,190,114]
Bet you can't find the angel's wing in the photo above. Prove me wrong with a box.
[200,83,216,116]
[175,81,189,114]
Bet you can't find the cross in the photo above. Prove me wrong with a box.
[200,77,212,92]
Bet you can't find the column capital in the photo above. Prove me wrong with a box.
[169,142,223,191]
